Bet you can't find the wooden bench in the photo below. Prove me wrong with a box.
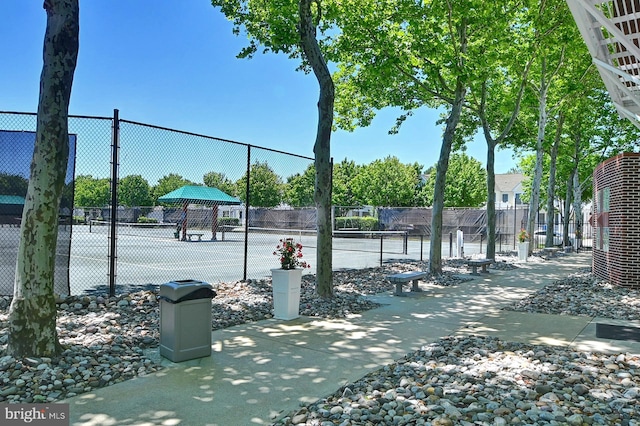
[542,247,561,258]
[186,233,204,241]
[466,259,494,275]
[387,271,427,296]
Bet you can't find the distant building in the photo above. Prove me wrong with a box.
[494,173,525,209]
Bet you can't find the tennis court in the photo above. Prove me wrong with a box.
[1,222,486,295]
[70,224,428,292]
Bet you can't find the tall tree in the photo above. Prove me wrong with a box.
[74,175,110,207]
[8,0,79,357]
[0,173,29,196]
[285,164,315,207]
[459,1,535,261]
[544,112,563,247]
[299,0,335,297]
[236,161,283,207]
[521,0,590,253]
[421,152,487,207]
[203,171,236,196]
[152,173,196,203]
[331,158,360,206]
[558,84,640,247]
[211,0,335,297]
[331,0,474,274]
[351,156,420,206]
[118,174,153,207]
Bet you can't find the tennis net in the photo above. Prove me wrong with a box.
[88,220,178,240]
[246,227,410,254]
[85,221,410,254]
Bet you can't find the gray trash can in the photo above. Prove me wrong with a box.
[159,280,216,362]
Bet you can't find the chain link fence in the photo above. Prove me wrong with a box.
[1,110,593,297]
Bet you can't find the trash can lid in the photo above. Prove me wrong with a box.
[160,280,213,302]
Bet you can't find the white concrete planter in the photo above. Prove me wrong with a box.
[518,242,529,261]
[271,268,302,320]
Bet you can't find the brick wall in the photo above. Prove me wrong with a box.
[593,152,640,288]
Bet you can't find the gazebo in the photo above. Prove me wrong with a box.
[158,185,241,241]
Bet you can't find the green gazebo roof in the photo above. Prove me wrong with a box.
[157,185,241,205]
[0,195,26,205]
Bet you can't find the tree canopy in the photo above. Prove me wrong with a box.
[203,171,236,197]
[236,161,283,207]
[422,153,487,207]
[0,173,28,197]
[351,156,420,207]
[118,174,153,207]
[74,175,110,207]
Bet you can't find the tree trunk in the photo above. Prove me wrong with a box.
[299,0,334,297]
[479,60,532,260]
[564,169,574,248]
[485,139,497,260]
[528,82,548,255]
[545,113,562,247]
[429,80,466,275]
[8,0,79,357]
[571,134,583,250]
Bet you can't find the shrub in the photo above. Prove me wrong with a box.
[137,216,158,223]
[218,217,240,227]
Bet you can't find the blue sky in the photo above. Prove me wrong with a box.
[1,1,519,175]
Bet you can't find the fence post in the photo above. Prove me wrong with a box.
[420,235,424,262]
[379,234,383,267]
[243,145,251,281]
[513,205,517,250]
[108,108,120,298]
[449,232,453,258]
[403,231,408,254]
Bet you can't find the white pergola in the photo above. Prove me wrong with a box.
[567,0,640,128]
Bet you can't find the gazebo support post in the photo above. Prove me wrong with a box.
[211,204,219,241]
[181,201,188,241]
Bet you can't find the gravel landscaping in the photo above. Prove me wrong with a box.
[1,251,639,426]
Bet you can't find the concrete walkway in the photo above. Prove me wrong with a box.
[63,252,640,425]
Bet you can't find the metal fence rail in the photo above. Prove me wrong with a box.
[1,110,592,296]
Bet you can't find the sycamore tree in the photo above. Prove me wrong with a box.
[517,82,640,247]
[330,0,476,274]
[211,0,335,297]
[560,85,640,246]
[517,0,594,253]
[331,0,537,271]
[8,0,79,357]
[456,1,538,260]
